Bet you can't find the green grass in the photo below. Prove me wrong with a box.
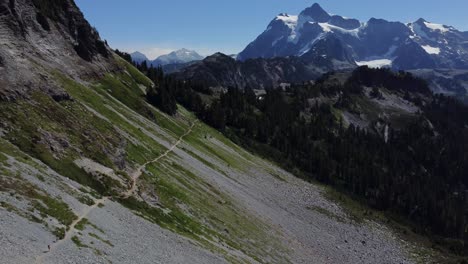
[0,201,16,212]
[75,217,105,234]
[77,194,95,206]
[97,73,152,119]
[0,91,124,195]
[54,71,167,167]
[179,146,226,175]
[0,177,77,227]
[1,61,294,261]
[31,196,77,227]
[184,125,247,172]
[53,227,66,239]
[0,153,7,164]
[0,139,47,171]
[119,195,207,240]
[79,187,102,199]
[0,70,170,199]
[138,153,290,263]
[89,232,114,247]
[71,235,89,249]
[75,218,90,231]
[115,56,153,88]
[1,200,44,224]
[150,108,187,137]
[330,106,345,126]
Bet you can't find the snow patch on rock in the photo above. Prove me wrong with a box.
[424,22,449,33]
[276,14,298,30]
[356,59,393,68]
[421,45,441,55]
[318,23,360,37]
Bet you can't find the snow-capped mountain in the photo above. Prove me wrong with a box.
[237,3,468,70]
[152,49,204,66]
[130,51,149,64]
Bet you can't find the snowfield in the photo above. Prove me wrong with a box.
[356,59,393,68]
[421,45,441,55]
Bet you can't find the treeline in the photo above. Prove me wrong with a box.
[114,52,199,115]
[133,61,210,116]
[129,53,468,254]
[198,71,468,254]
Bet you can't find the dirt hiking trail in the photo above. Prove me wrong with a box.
[35,122,196,264]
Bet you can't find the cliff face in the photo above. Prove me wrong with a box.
[0,0,114,100]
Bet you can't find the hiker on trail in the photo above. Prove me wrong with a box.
[48,245,51,251]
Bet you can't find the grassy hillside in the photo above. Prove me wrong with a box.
[1,56,452,263]
[0,57,294,263]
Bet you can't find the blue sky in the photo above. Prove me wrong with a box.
[75,0,468,59]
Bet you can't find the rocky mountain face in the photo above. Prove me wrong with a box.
[0,0,115,100]
[0,0,433,263]
[172,52,328,89]
[237,3,468,71]
[409,68,468,98]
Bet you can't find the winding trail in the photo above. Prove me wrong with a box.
[35,122,196,264]
[122,122,196,199]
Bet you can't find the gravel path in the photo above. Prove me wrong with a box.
[40,200,227,264]
[123,122,196,198]
[35,197,109,264]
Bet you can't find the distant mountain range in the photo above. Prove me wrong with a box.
[153,48,204,66]
[237,3,468,71]
[173,3,468,100]
[130,49,204,67]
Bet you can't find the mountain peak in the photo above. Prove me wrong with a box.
[202,52,236,65]
[208,52,232,59]
[131,51,147,57]
[151,48,204,66]
[310,3,325,11]
[300,3,330,23]
[173,48,201,56]
[175,48,191,53]
[130,51,149,63]
[415,18,427,24]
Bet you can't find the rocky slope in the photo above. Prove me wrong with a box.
[409,68,468,101]
[0,0,442,263]
[0,0,115,100]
